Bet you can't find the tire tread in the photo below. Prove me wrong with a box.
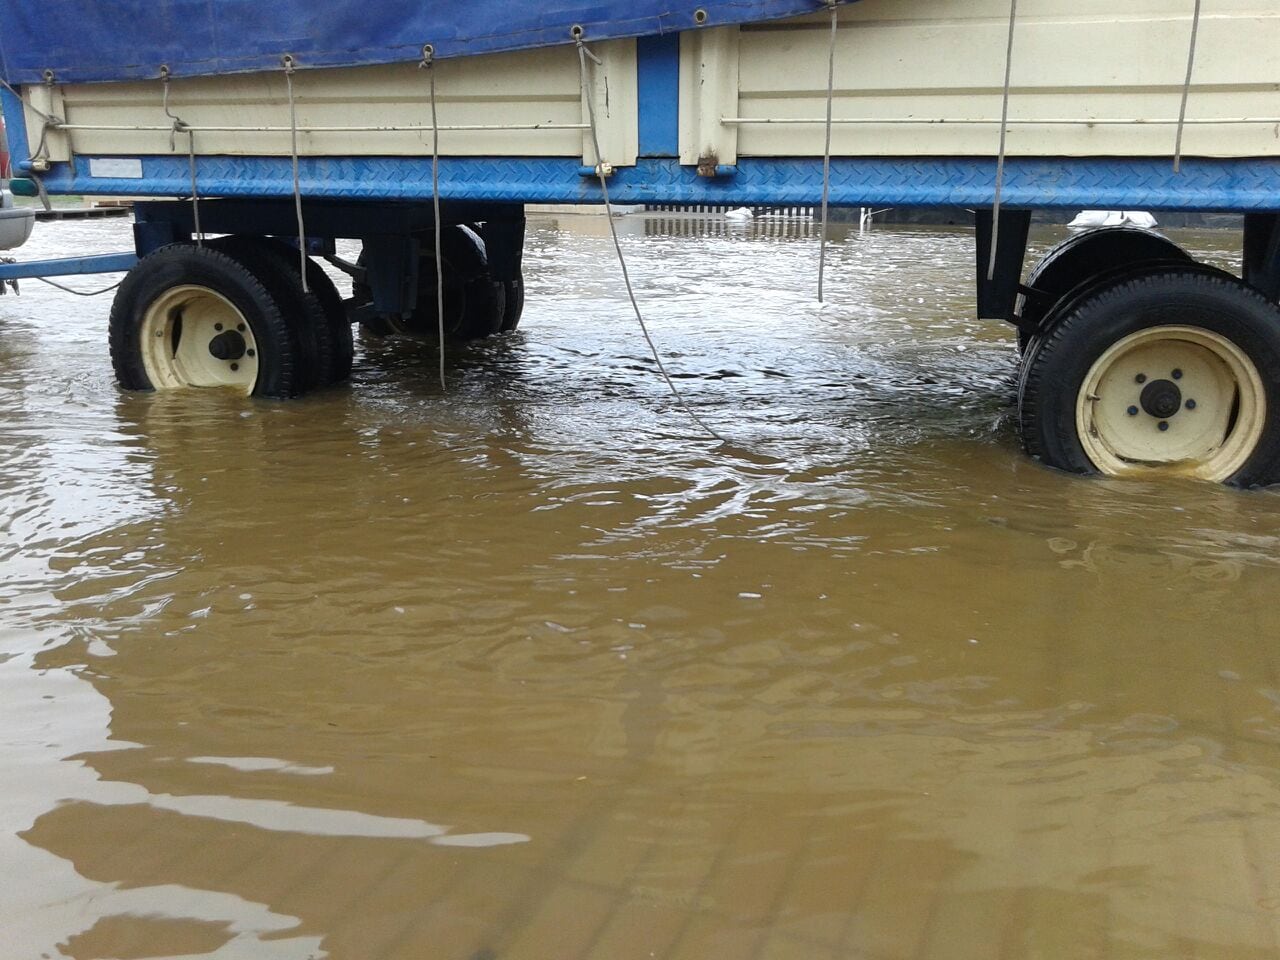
[109,243,297,398]
[1018,265,1280,486]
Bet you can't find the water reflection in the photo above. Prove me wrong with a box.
[1,214,1278,958]
[639,214,823,241]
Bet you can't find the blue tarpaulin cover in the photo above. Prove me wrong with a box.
[0,0,838,84]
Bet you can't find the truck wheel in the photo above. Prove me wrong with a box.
[353,228,503,342]
[303,260,354,383]
[217,237,353,384]
[500,273,525,333]
[1017,257,1195,365]
[1017,227,1191,354]
[1019,266,1280,485]
[110,244,297,398]
[410,226,505,341]
[209,237,334,393]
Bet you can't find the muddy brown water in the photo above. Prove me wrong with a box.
[1,213,1278,959]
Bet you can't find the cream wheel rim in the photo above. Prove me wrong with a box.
[140,285,260,394]
[1075,324,1266,481]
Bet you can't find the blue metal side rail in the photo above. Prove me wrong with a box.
[9,154,1280,214]
[0,253,138,281]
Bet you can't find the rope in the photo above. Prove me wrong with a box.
[161,70,203,246]
[37,71,65,172]
[1173,0,1202,173]
[29,121,53,165]
[283,56,309,292]
[36,277,122,296]
[0,77,59,125]
[54,121,591,133]
[575,37,725,444]
[817,0,838,303]
[987,0,1018,282]
[27,162,51,212]
[720,115,1280,127]
[0,77,57,210]
[421,46,447,391]
[43,114,1280,132]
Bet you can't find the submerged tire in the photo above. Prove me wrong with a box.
[500,273,525,333]
[412,225,505,341]
[358,227,505,342]
[109,243,297,398]
[1018,266,1280,486]
[219,237,353,384]
[210,236,335,394]
[303,260,354,383]
[1017,227,1191,354]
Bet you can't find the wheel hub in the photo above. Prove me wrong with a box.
[1139,378,1182,419]
[208,329,247,361]
[1074,325,1266,481]
[139,284,260,394]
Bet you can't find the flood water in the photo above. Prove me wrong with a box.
[1,212,1278,960]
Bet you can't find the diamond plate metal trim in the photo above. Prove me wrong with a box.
[37,155,1280,212]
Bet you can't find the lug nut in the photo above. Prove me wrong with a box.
[238,323,246,332]
[1158,421,1169,431]
[214,323,223,331]
[1185,399,1196,410]
[247,349,256,358]
[230,363,239,371]
[1135,373,1147,384]
[1127,405,1139,416]
[1172,368,1183,380]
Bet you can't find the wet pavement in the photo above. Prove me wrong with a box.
[1,212,1278,959]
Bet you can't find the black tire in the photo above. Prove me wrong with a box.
[210,236,335,394]
[109,243,298,399]
[224,237,354,384]
[354,228,504,342]
[451,274,505,341]
[1018,266,1280,487]
[1017,227,1191,354]
[303,259,354,383]
[418,225,505,341]
[1017,256,1197,369]
[500,274,525,333]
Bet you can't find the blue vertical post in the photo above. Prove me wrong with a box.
[636,35,681,158]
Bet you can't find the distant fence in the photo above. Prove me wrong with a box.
[645,204,815,217]
[641,216,822,240]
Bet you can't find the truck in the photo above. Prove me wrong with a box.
[3,0,1280,484]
